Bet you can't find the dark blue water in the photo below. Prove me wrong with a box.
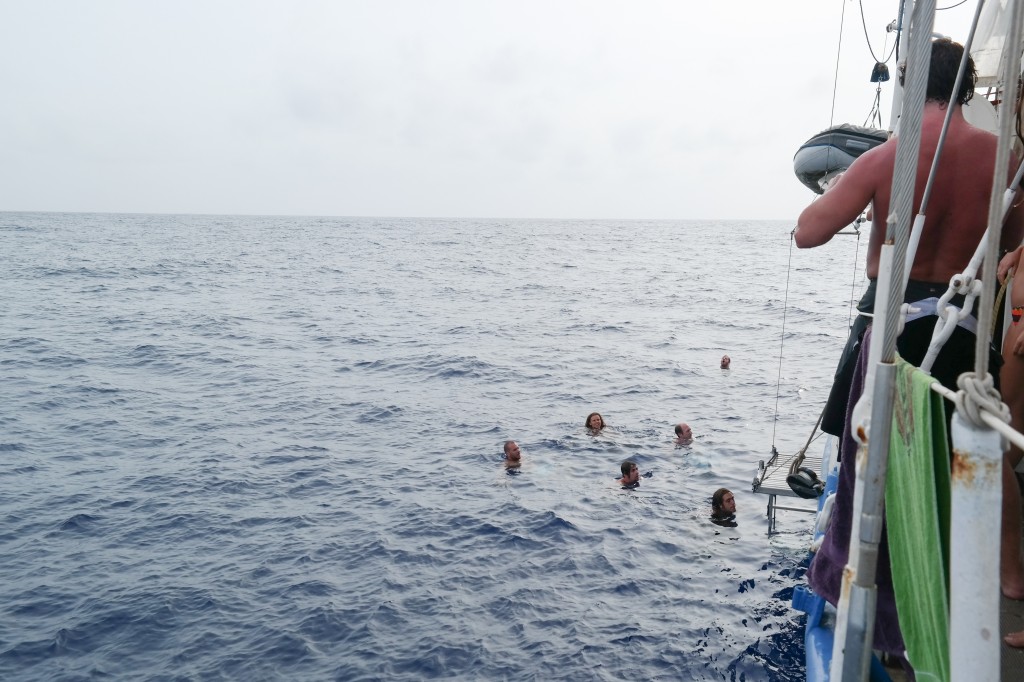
[0,212,866,680]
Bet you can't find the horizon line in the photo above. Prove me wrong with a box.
[0,209,797,222]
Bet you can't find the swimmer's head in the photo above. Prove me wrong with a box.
[712,488,736,517]
[503,440,521,461]
[619,460,640,486]
[674,423,692,441]
[720,355,731,369]
[586,412,605,430]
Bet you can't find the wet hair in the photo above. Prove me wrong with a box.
[674,423,690,437]
[620,460,637,476]
[711,488,733,516]
[898,37,976,106]
[585,412,605,430]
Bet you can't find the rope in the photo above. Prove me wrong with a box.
[991,272,1010,340]
[921,277,981,373]
[956,371,1011,428]
[822,0,849,180]
[865,84,885,129]
[774,222,860,460]
[856,0,897,66]
[789,408,827,476]
[772,233,796,449]
[931,379,1023,450]
[828,0,849,129]
[848,218,864,331]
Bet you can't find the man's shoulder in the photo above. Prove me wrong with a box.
[847,140,895,176]
[835,143,894,192]
[861,138,897,164]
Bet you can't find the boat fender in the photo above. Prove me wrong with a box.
[786,466,824,499]
[815,492,836,537]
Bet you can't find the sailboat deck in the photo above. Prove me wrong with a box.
[1002,594,1024,679]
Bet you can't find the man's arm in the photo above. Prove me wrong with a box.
[794,154,877,248]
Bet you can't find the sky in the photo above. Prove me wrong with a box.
[0,1,980,220]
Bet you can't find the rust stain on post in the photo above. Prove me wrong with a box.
[842,566,855,591]
[951,449,976,484]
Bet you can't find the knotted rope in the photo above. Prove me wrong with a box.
[951,272,1015,431]
[956,371,1011,428]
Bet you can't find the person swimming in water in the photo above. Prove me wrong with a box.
[711,488,737,527]
[616,460,639,488]
[585,412,606,432]
[720,355,731,369]
[674,422,693,444]
[503,440,521,470]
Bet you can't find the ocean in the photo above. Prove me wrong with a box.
[0,212,867,680]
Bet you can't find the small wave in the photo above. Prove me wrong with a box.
[58,513,100,532]
[37,266,120,279]
[74,384,120,394]
[283,580,337,598]
[204,479,256,495]
[355,405,403,423]
[38,354,88,368]
[418,354,499,380]
[530,511,579,540]
[4,336,49,351]
[297,607,357,644]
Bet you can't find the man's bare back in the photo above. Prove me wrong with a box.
[796,102,1024,282]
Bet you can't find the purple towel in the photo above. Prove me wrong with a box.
[806,328,906,655]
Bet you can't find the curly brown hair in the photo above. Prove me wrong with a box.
[899,37,976,106]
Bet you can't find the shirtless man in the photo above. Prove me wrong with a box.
[797,37,1024,645]
[798,37,1024,429]
[798,40,1024,439]
[796,38,1024,281]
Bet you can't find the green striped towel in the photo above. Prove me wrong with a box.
[886,357,951,682]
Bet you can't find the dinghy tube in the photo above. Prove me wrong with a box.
[793,124,888,194]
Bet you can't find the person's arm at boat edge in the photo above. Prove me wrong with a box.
[998,246,1024,285]
[1001,153,1024,254]
[794,152,877,249]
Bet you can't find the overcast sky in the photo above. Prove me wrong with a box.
[0,1,978,219]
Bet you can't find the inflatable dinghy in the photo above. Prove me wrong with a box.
[793,124,888,194]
